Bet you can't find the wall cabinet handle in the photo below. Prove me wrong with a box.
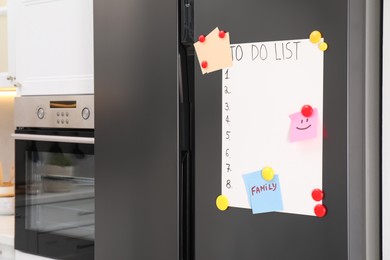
[6,75,15,81]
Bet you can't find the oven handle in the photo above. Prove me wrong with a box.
[11,133,95,144]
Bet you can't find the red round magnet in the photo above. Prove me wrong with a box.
[301,105,313,117]
[219,30,226,38]
[314,204,327,218]
[201,61,208,69]
[312,189,324,201]
[198,35,206,43]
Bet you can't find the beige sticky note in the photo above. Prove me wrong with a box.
[194,27,233,74]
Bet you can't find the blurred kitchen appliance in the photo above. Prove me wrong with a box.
[13,95,95,260]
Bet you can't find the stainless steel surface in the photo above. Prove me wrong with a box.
[14,95,94,129]
[11,134,94,144]
[364,0,380,258]
[348,0,381,259]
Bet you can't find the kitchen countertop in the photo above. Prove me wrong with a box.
[0,215,14,246]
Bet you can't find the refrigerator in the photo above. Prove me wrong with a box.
[94,0,381,259]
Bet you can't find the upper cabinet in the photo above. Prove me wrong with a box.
[9,0,94,96]
[0,0,15,89]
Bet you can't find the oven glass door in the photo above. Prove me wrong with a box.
[14,129,94,260]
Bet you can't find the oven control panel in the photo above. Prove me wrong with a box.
[14,95,94,129]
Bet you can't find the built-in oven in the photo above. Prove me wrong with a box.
[12,95,94,260]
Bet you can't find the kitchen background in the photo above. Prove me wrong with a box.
[0,0,15,184]
[0,0,385,259]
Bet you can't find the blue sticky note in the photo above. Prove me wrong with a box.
[243,171,261,206]
[243,171,283,214]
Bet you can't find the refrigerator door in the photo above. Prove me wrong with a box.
[94,0,179,259]
[193,0,379,259]
[383,0,390,257]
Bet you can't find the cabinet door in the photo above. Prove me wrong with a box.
[0,0,15,89]
[12,0,93,96]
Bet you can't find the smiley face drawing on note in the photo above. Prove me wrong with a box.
[289,108,318,142]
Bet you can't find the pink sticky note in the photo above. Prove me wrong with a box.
[289,108,318,142]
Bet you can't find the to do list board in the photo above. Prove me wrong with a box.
[221,38,324,216]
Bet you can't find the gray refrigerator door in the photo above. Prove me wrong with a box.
[94,0,179,259]
[193,0,379,259]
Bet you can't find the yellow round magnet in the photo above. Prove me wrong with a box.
[216,195,229,211]
[310,30,322,44]
[319,42,328,51]
[261,167,275,181]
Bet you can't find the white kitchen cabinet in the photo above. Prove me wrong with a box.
[0,216,15,260]
[10,0,94,96]
[0,1,16,89]
[0,243,14,260]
